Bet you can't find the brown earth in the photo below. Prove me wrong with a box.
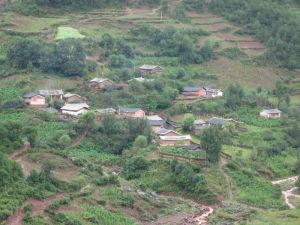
[6,194,64,225]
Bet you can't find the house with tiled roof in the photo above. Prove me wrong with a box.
[139,65,162,74]
[61,103,89,116]
[23,92,46,107]
[89,78,113,90]
[260,109,282,119]
[181,87,206,97]
[119,107,145,118]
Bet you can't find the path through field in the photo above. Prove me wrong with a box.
[272,176,299,209]
[6,194,64,225]
[9,144,30,176]
[220,157,233,200]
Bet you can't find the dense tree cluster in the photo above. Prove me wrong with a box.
[210,0,300,69]
[5,38,86,76]
[170,160,215,202]
[129,25,214,64]
[90,115,152,154]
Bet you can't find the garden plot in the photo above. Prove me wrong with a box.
[1,12,66,33]
[16,151,82,182]
[204,57,285,88]
[55,26,85,40]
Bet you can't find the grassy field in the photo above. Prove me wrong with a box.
[55,26,85,40]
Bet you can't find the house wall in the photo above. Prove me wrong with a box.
[140,67,161,74]
[26,96,46,106]
[152,125,163,133]
[159,139,191,146]
[260,112,281,118]
[64,96,83,103]
[121,110,145,118]
[90,81,112,90]
[62,108,88,116]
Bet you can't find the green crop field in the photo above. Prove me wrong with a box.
[55,26,85,40]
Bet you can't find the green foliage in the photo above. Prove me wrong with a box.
[6,37,43,69]
[129,25,213,64]
[81,205,138,225]
[133,135,148,148]
[210,0,300,69]
[160,147,206,159]
[201,127,223,163]
[226,162,285,208]
[170,160,215,203]
[55,27,85,41]
[67,141,121,162]
[42,39,86,76]
[123,156,149,180]
[182,113,195,132]
[93,116,152,154]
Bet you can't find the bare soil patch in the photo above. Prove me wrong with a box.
[6,194,64,225]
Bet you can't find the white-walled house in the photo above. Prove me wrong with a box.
[61,103,89,116]
[260,109,282,119]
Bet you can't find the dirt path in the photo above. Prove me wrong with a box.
[9,144,31,176]
[219,157,233,200]
[69,129,88,148]
[272,176,299,209]
[6,194,64,225]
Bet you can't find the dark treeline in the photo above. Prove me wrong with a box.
[26,0,128,9]
[129,25,214,64]
[209,0,300,70]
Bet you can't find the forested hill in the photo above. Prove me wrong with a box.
[6,0,300,70]
[208,0,300,70]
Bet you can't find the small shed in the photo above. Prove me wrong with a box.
[119,108,145,118]
[89,78,113,90]
[260,109,282,119]
[63,93,85,103]
[139,65,162,74]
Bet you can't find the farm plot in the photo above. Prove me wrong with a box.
[55,26,85,40]
[0,12,66,33]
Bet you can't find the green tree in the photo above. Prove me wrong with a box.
[78,112,96,132]
[123,156,149,180]
[274,80,288,108]
[200,126,223,163]
[182,113,195,132]
[6,37,43,69]
[43,39,86,76]
[133,135,148,148]
[23,126,37,148]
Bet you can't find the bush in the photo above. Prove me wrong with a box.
[123,156,149,180]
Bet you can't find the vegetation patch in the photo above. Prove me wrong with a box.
[55,27,85,41]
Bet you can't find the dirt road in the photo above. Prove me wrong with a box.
[272,176,299,209]
[6,194,64,225]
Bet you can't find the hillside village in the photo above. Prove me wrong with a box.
[0,0,300,225]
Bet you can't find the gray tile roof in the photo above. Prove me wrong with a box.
[119,108,142,113]
[209,117,226,125]
[38,90,64,96]
[262,109,282,114]
[182,87,202,92]
[96,108,116,113]
[23,92,42,98]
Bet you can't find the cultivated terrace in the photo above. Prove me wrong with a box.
[0,0,300,225]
